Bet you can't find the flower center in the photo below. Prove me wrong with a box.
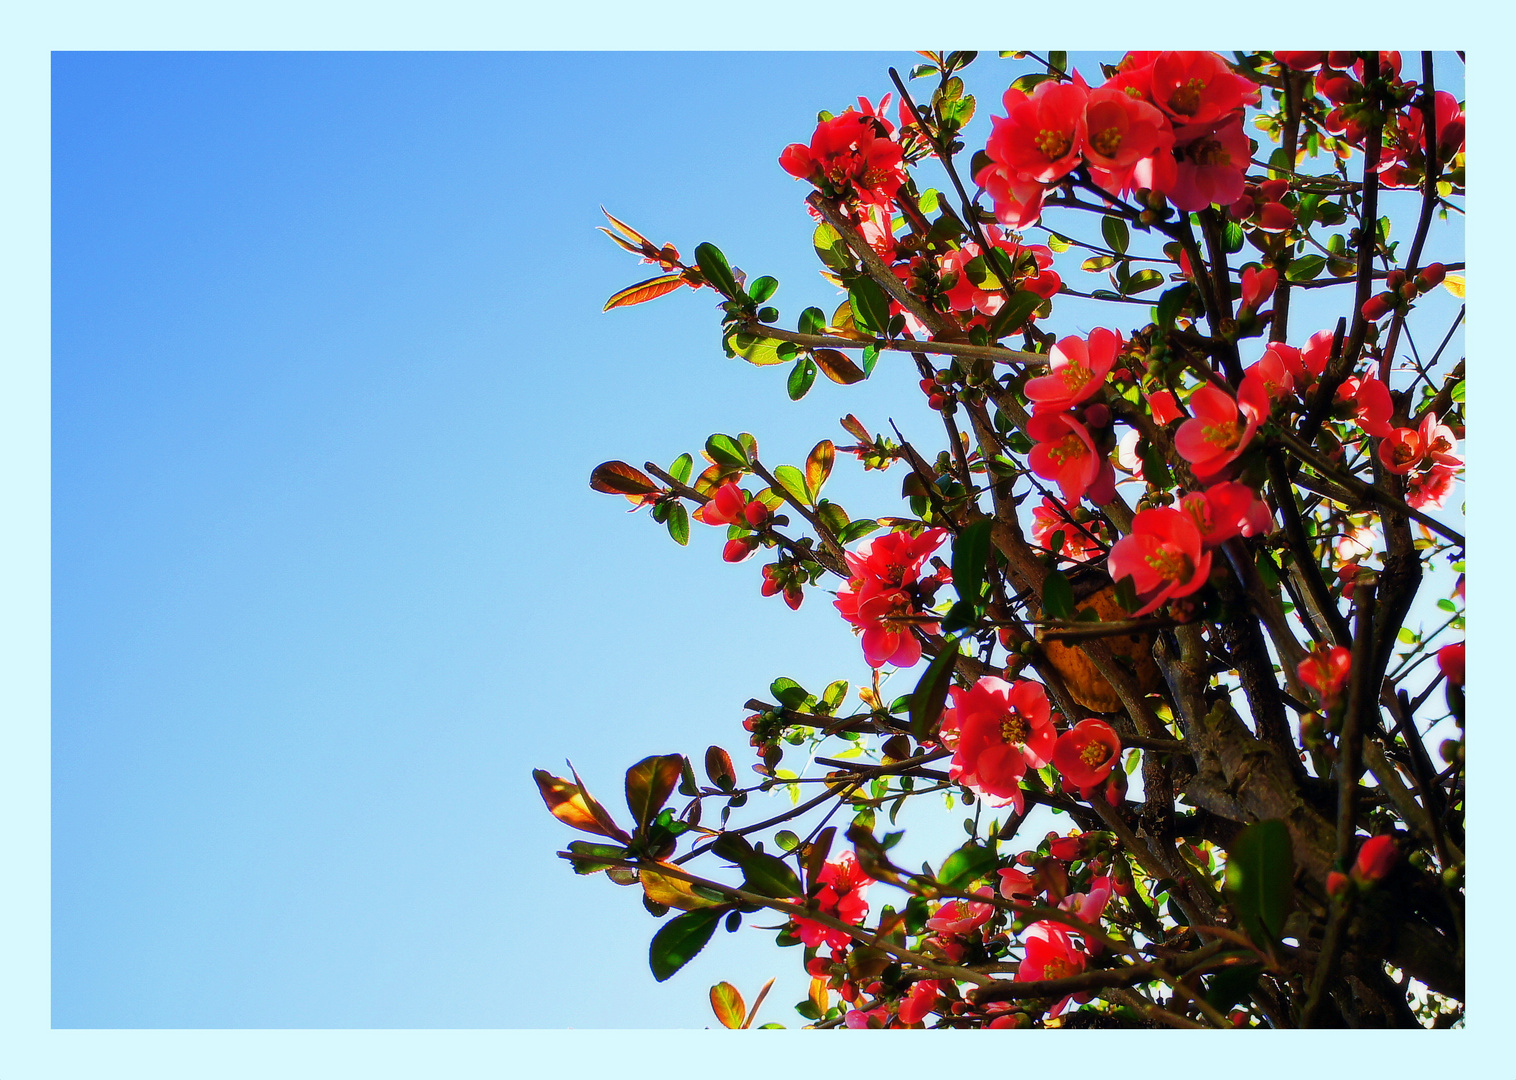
[1089,125,1123,157]
[1061,362,1091,391]
[1169,77,1208,117]
[1201,420,1243,452]
[1049,432,1088,465]
[1187,136,1231,169]
[1041,956,1076,980]
[1034,128,1072,160]
[1079,741,1112,767]
[1144,545,1193,584]
[1392,440,1418,465]
[1000,712,1030,746]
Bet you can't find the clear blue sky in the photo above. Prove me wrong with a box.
[52,50,1464,1030]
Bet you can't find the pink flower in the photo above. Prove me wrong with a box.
[1024,328,1120,413]
[1179,481,1273,548]
[1174,375,1267,480]
[699,481,751,526]
[1148,51,1260,134]
[1028,411,1105,504]
[1245,346,1295,403]
[1379,427,1423,475]
[1418,413,1461,467]
[926,887,996,935]
[949,677,1057,815]
[1082,84,1174,196]
[897,980,942,1026]
[975,165,1049,229]
[844,1005,889,1029]
[1052,719,1123,788]
[779,109,905,209]
[1145,389,1183,426]
[1437,642,1464,686]
[1354,375,1394,438]
[1239,265,1278,314]
[998,867,1037,903]
[792,850,875,951]
[1167,115,1252,212]
[1016,921,1090,1017]
[843,527,948,590]
[1106,506,1214,617]
[984,79,1090,185]
[1298,645,1351,709]
[1406,463,1458,510]
[1033,496,1106,562]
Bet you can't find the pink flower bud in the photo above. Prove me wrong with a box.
[723,536,758,563]
[1360,292,1395,322]
[1326,870,1350,899]
[1416,263,1446,291]
[743,500,769,527]
[1437,642,1464,686]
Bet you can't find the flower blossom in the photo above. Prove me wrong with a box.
[1016,921,1090,1018]
[779,105,905,210]
[1024,328,1120,413]
[1174,374,1268,480]
[1052,718,1123,789]
[1106,506,1214,617]
[791,850,874,951]
[948,677,1057,815]
[1298,645,1351,710]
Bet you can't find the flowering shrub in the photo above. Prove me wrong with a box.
[549,50,1464,1030]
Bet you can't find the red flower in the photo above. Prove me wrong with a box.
[1052,719,1123,789]
[1032,496,1105,562]
[1174,374,1267,480]
[1148,51,1260,135]
[1354,376,1394,439]
[1298,645,1351,710]
[998,867,1037,902]
[1028,411,1107,504]
[1418,412,1462,467]
[1245,346,1295,403]
[842,526,947,590]
[897,979,942,1026]
[975,164,1049,229]
[1106,506,1213,617]
[779,109,905,210]
[926,887,996,935]
[792,850,874,951]
[699,481,751,526]
[1145,389,1183,426]
[1180,481,1274,548]
[1025,328,1120,414]
[984,79,1090,185]
[760,563,804,610]
[1167,115,1252,212]
[1379,427,1423,475]
[1437,642,1465,686]
[1016,921,1090,1017]
[1406,463,1458,510]
[1239,265,1278,314]
[949,677,1057,815]
[1081,84,1173,196]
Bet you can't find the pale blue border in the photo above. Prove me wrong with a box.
[6,3,1494,1076]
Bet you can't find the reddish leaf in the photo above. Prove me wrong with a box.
[840,413,872,442]
[601,207,651,247]
[626,754,686,834]
[813,349,867,385]
[604,274,687,312]
[805,440,835,500]
[589,460,661,497]
[533,769,630,842]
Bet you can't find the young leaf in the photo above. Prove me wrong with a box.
[772,464,810,506]
[668,453,693,486]
[533,769,631,842]
[710,982,747,1029]
[738,851,804,897]
[650,907,726,982]
[603,274,686,312]
[909,638,960,741]
[589,461,660,497]
[749,275,779,304]
[805,440,836,501]
[625,754,686,835]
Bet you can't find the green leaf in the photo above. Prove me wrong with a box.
[650,906,725,981]
[798,305,826,336]
[1223,818,1295,945]
[669,453,693,486]
[1042,570,1075,621]
[740,851,804,897]
[816,499,849,536]
[952,519,994,606]
[667,502,689,546]
[695,242,739,298]
[565,839,628,875]
[1204,959,1264,1013]
[805,441,835,502]
[626,754,686,835]
[749,275,778,304]
[909,638,960,741]
[1047,50,1067,73]
[705,433,749,468]
[861,344,880,378]
[1450,380,1464,403]
[772,464,810,506]
[1101,215,1130,255]
[938,843,998,890]
[787,356,817,400]
[1113,574,1138,614]
[813,224,852,272]
[940,599,979,635]
[985,289,1043,338]
[839,519,881,544]
[1123,268,1164,295]
[1222,220,1244,253]
[729,333,787,367]
[820,680,848,711]
[770,677,810,709]
[1285,255,1326,283]
[848,277,892,336]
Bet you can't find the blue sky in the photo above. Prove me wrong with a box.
[50,47,1467,1036]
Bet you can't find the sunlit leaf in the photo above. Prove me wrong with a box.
[1224,818,1295,945]
[589,460,660,497]
[805,441,836,501]
[625,754,686,835]
[603,273,686,312]
[533,769,630,842]
[813,348,867,384]
[710,982,746,1029]
[650,907,725,981]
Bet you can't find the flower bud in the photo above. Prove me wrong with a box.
[1352,834,1397,885]
[1326,870,1351,898]
[1416,263,1446,291]
[1259,178,1291,202]
[743,500,769,528]
[723,536,759,563]
[1360,292,1395,322]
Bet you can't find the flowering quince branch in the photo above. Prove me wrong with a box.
[545,50,1465,1030]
